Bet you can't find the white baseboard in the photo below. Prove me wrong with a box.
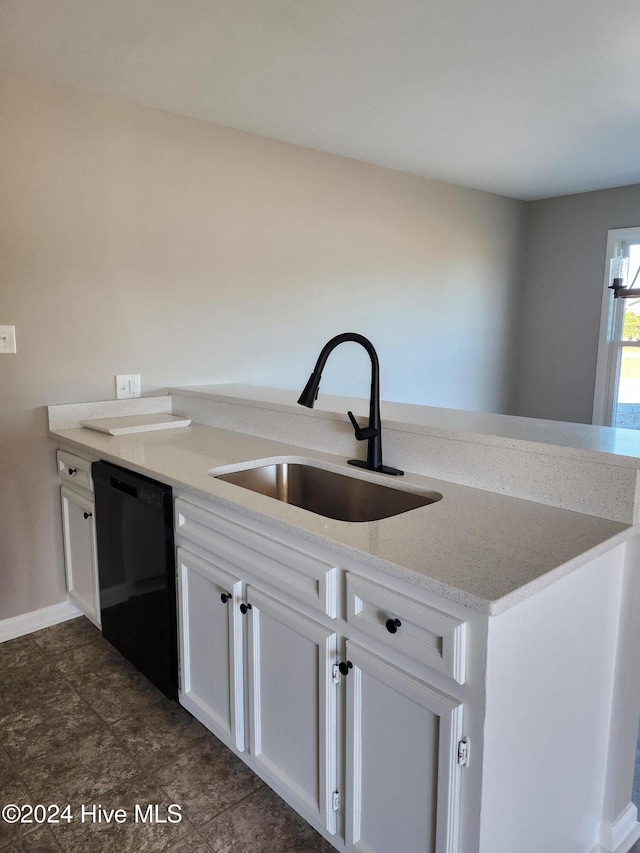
[0,599,82,643]
[595,802,640,853]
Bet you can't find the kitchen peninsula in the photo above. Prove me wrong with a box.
[47,385,640,853]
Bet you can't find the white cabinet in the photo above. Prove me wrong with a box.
[175,494,468,852]
[174,496,338,617]
[344,640,463,853]
[343,573,466,852]
[174,490,343,835]
[345,571,467,685]
[58,450,100,627]
[176,541,339,835]
[177,547,244,750]
[246,586,338,834]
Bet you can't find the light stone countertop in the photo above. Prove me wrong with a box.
[49,420,633,616]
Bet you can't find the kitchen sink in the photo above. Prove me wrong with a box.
[213,461,442,522]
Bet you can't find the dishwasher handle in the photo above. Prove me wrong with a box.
[110,476,138,498]
[92,460,173,511]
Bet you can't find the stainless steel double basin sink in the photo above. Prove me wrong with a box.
[212,460,442,523]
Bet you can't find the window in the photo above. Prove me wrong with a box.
[594,227,640,428]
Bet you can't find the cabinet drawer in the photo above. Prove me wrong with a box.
[346,572,466,684]
[175,497,338,618]
[57,450,94,493]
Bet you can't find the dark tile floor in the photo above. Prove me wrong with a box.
[0,617,336,852]
[5,617,640,853]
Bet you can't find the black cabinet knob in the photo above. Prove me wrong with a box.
[338,661,353,676]
[240,603,252,615]
[83,511,92,520]
[220,592,231,604]
[385,618,401,634]
[68,467,77,476]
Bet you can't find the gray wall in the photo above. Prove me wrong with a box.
[0,75,526,621]
[4,72,638,627]
[515,184,640,423]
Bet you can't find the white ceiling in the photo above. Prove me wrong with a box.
[1,0,640,200]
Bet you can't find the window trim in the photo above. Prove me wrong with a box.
[593,226,640,426]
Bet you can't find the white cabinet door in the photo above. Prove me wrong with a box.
[344,641,464,853]
[60,485,100,627]
[246,586,339,835]
[176,547,245,751]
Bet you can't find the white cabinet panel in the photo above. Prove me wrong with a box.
[346,571,466,684]
[57,449,94,493]
[345,641,463,853]
[246,586,339,835]
[176,547,245,751]
[60,485,100,627]
[175,497,338,616]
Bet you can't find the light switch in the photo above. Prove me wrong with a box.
[0,325,16,354]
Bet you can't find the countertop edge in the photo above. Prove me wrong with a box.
[485,526,637,616]
[49,422,634,618]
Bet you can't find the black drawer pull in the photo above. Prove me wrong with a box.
[240,603,252,615]
[220,592,231,604]
[385,618,401,634]
[68,467,78,476]
[338,661,353,676]
[83,511,92,520]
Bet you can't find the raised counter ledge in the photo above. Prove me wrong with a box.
[48,419,632,616]
[167,383,640,464]
[165,385,640,525]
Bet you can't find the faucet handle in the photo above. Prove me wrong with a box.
[347,410,378,441]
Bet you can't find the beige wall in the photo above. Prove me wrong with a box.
[0,75,526,621]
[516,184,640,424]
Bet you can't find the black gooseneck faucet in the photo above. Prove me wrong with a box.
[297,333,404,476]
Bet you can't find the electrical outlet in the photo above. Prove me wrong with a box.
[115,374,141,399]
[0,325,17,354]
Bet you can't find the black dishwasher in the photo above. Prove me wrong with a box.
[92,461,178,700]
